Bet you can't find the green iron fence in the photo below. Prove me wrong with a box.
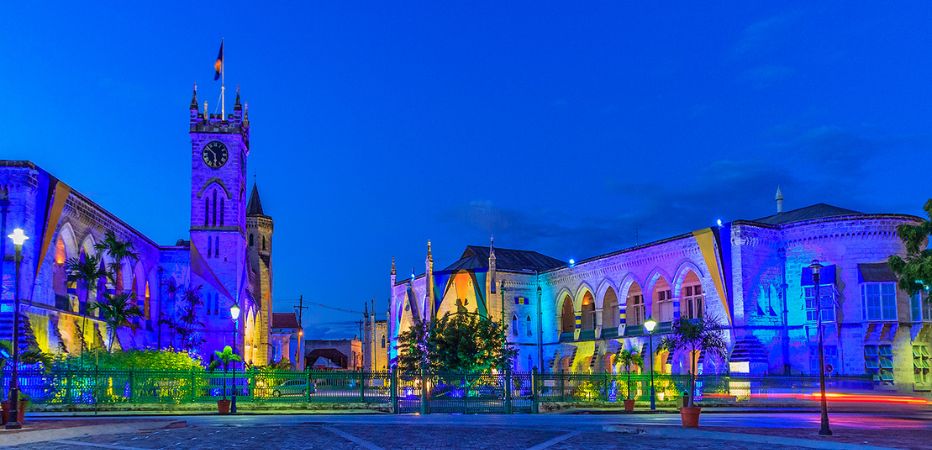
[1,368,878,413]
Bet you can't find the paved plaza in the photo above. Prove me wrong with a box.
[2,411,930,449]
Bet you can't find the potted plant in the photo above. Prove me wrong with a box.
[616,347,642,412]
[208,346,241,414]
[0,342,49,425]
[659,315,728,428]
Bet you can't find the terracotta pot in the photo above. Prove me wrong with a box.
[680,406,701,428]
[217,399,231,415]
[623,399,635,412]
[1,400,28,425]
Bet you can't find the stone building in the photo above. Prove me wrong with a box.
[362,301,388,372]
[0,84,291,366]
[388,195,932,393]
[305,338,362,371]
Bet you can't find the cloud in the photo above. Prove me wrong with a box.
[438,126,919,262]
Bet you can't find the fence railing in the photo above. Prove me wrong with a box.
[1,368,879,413]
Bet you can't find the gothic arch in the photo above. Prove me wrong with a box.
[616,273,642,305]
[196,178,233,199]
[573,282,595,312]
[57,222,79,261]
[671,260,704,294]
[558,293,575,334]
[595,279,619,310]
[80,234,97,257]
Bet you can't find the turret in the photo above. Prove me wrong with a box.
[189,82,199,124]
[775,186,784,213]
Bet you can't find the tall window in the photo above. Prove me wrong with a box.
[262,236,267,251]
[207,236,213,258]
[683,284,703,319]
[911,291,931,322]
[219,197,225,226]
[653,278,672,322]
[865,344,894,384]
[249,234,254,247]
[511,315,518,336]
[211,191,218,227]
[804,285,835,322]
[381,335,386,348]
[526,315,532,336]
[810,344,838,376]
[204,198,209,227]
[214,236,220,258]
[628,292,645,326]
[143,282,150,320]
[862,283,897,321]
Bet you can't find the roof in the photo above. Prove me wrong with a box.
[441,245,565,273]
[246,184,266,216]
[271,312,300,329]
[306,348,348,369]
[751,203,862,225]
[858,262,898,283]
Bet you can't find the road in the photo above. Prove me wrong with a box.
[3,411,930,449]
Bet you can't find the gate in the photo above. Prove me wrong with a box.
[394,370,536,414]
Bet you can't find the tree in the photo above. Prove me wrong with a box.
[167,285,206,353]
[65,253,107,352]
[94,230,139,292]
[208,346,241,400]
[88,291,143,352]
[658,315,728,408]
[889,199,932,297]
[616,347,643,401]
[395,311,517,375]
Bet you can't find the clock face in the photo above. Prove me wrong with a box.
[202,141,228,169]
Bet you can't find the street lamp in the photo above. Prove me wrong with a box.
[644,317,657,412]
[229,302,241,414]
[6,228,28,429]
[810,260,832,436]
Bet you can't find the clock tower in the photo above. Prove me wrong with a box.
[188,85,250,354]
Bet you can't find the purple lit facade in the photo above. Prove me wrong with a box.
[390,201,932,393]
[0,86,299,367]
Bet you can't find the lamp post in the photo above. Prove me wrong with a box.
[644,317,657,411]
[229,302,241,414]
[6,228,28,429]
[810,260,832,436]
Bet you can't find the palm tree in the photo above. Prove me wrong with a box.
[616,347,643,401]
[208,346,241,400]
[658,315,728,409]
[88,291,143,352]
[94,230,138,293]
[65,253,107,352]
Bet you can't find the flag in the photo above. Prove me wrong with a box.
[213,40,223,81]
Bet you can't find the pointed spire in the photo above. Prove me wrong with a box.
[190,82,198,109]
[247,184,265,216]
[775,186,784,213]
[234,85,242,109]
[203,101,208,119]
[364,301,369,318]
[391,256,396,276]
[489,234,496,260]
[426,240,432,261]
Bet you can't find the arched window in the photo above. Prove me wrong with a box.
[602,287,618,328]
[381,335,386,348]
[143,282,151,320]
[249,234,254,247]
[526,315,532,336]
[219,197,225,227]
[511,315,518,336]
[653,277,673,323]
[262,236,267,251]
[207,236,213,258]
[560,295,574,335]
[581,292,595,330]
[204,198,209,227]
[627,283,644,326]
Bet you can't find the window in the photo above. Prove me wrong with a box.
[249,234,254,247]
[913,344,930,387]
[214,236,220,258]
[862,283,897,322]
[143,282,150,320]
[804,285,835,322]
[526,315,532,336]
[212,191,217,227]
[683,284,703,319]
[810,344,838,376]
[628,294,645,326]
[220,197,225,227]
[511,315,518,336]
[381,335,386,349]
[262,236,267,251]
[207,236,213,258]
[865,344,894,384]
[911,291,931,322]
[204,198,209,227]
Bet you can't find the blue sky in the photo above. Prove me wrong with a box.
[3,2,931,338]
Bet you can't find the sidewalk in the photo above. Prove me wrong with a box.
[603,424,901,450]
[0,418,184,447]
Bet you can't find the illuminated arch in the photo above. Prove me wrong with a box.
[644,269,674,321]
[579,291,595,331]
[601,286,619,329]
[573,282,595,311]
[558,293,574,334]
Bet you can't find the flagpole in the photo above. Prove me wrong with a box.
[221,38,225,120]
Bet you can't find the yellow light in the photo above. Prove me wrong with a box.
[644,318,657,333]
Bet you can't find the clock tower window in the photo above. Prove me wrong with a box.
[212,191,218,227]
[204,198,209,227]
[220,197,225,227]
